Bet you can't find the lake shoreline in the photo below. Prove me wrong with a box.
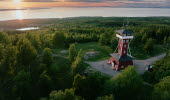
[1,16,170,22]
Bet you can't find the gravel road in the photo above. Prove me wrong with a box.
[86,53,166,76]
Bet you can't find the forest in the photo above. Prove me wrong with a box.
[0,17,170,100]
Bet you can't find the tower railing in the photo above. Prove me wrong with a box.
[116,34,133,39]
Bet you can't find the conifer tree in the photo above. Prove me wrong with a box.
[68,43,77,62]
[71,49,85,75]
[144,38,154,54]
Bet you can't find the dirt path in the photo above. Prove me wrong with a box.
[86,53,166,76]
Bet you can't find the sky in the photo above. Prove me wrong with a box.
[0,0,170,9]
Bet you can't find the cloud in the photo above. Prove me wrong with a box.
[0,0,168,2]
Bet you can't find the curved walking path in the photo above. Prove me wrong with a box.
[86,53,166,76]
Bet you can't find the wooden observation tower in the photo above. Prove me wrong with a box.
[109,29,134,71]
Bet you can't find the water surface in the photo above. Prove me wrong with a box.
[16,27,39,31]
[0,7,170,21]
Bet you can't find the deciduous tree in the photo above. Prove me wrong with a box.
[26,33,42,52]
[99,33,108,46]
[96,95,114,100]
[0,32,10,45]
[52,32,66,48]
[42,48,53,67]
[49,88,81,100]
[152,76,170,100]
[0,43,4,62]
[12,70,33,100]
[17,38,38,67]
[110,37,117,50]
[105,66,143,100]
[73,73,109,100]
[1,44,18,75]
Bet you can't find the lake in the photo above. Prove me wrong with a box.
[0,7,170,21]
[16,27,39,31]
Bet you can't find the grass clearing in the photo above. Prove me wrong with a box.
[75,42,113,61]
[51,43,167,61]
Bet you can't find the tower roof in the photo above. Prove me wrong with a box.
[110,53,133,61]
[116,29,134,34]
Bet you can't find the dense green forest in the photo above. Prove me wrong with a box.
[0,17,170,100]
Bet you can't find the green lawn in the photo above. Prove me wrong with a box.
[75,42,113,61]
[51,42,113,61]
[77,42,167,61]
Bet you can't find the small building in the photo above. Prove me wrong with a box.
[109,29,134,71]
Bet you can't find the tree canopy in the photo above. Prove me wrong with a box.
[42,48,53,67]
[0,17,170,100]
[153,76,170,100]
[68,43,78,62]
[52,32,66,48]
[105,66,143,100]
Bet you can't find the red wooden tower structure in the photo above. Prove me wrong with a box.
[109,29,134,71]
